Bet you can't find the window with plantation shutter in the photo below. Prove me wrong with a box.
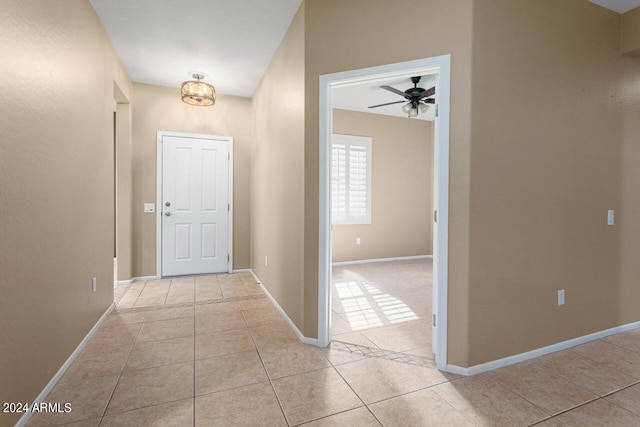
[331,134,372,225]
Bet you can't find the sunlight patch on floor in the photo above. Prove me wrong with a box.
[334,280,418,330]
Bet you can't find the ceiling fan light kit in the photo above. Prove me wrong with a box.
[368,75,435,118]
[181,73,216,106]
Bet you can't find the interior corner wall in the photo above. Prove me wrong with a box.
[619,54,640,324]
[130,84,252,277]
[116,101,133,282]
[332,109,433,263]
[250,3,306,332]
[303,0,473,363]
[622,6,640,56]
[467,0,639,366]
[0,1,133,423]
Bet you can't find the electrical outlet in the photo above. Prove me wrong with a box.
[607,210,614,225]
[92,277,97,293]
[558,289,565,306]
[356,237,361,245]
[264,256,268,267]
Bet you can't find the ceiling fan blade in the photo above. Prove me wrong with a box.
[421,86,436,98]
[380,85,408,98]
[424,98,435,104]
[368,100,406,109]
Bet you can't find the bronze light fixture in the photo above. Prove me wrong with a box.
[181,73,216,106]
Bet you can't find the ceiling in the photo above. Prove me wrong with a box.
[588,0,640,13]
[90,0,303,98]
[333,74,439,121]
[91,0,639,120]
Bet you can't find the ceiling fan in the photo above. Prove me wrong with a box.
[368,76,435,117]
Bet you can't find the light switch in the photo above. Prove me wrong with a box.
[607,209,614,226]
[144,203,155,213]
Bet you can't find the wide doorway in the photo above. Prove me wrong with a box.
[156,131,233,277]
[318,56,451,370]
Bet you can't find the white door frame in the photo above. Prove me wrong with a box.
[156,131,234,277]
[318,55,451,370]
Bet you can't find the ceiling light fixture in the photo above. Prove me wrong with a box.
[181,73,216,106]
[401,100,429,118]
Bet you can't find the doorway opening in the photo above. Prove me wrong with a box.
[318,56,451,370]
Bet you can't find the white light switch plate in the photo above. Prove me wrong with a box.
[607,209,614,225]
[144,203,155,213]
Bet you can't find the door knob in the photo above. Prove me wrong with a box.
[165,212,171,216]
[165,202,171,207]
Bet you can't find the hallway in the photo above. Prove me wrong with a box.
[25,273,640,426]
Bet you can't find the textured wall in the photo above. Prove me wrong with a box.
[0,0,132,424]
[131,83,253,276]
[467,0,640,365]
[250,4,306,330]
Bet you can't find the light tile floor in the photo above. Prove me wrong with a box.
[27,272,640,426]
[332,259,434,359]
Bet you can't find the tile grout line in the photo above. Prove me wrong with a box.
[487,346,640,423]
[246,323,292,427]
[331,340,437,369]
[550,347,640,403]
[114,294,268,315]
[489,373,594,422]
[427,386,481,427]
[96,319,144,425]
[599,335,640,355]
[328,361,376,426]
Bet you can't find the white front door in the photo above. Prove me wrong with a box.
[161,134,230,276]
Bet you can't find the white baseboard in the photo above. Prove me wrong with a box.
[332,254,432,267]
[250,270,324,347]
[117,271,252,285]
[116,275,160,286]
[16,302,116,427]
[232,268,251,273]
[446,321,640,376]
[118,271,254,285]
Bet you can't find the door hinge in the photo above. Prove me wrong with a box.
[433,314,437,327]
[227,254,230,262]
[228,152,230,160]
[435,104,439,118]
[434,210,438,223]
[228,203,230,211]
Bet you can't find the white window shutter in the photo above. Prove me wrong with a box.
[331,134,372,225]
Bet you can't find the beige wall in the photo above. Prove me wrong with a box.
[0,0,132,423]
[332,109,433,263]
[619,54,640,323]
[622,6,640,55]
[301,0,640,367]
[251,4,306,330]
[116,100,133,281]
[303,0,474,354]
[466,0,640,365]
[131,84,252,276]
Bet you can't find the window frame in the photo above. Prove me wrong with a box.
[331,134,372,225]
